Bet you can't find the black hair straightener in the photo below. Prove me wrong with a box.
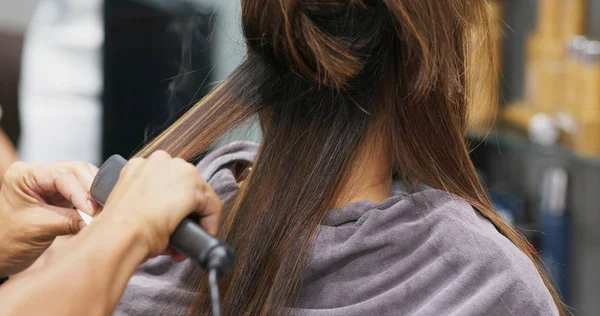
[90,155,233,316]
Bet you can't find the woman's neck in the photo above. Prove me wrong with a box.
[333,135,393,209]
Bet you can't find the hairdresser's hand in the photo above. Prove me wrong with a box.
[99,151,223,259]
[0,161,98,277]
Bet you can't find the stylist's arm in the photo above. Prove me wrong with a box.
[0,151,222,316]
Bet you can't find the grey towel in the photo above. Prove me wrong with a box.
[115,141,558,316]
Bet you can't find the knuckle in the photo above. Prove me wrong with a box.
[183,162,197,176]
[119,167,129,179]
[10,161,27,171]
[200,181,210,194]
[63,214,81,235]
[196,191,208,208]
[69,162,88,176]
[87,163,99,172]
[129,157,144,165]
[206,188,222,208]
[128,157,144,169]
[214,195,224,210]
[76,161,89,171]
[173,157,188,165]
[121,158,143,177]
[4,162,26,183]
[150,150,171,160]
[55,165,69,175]
[171,158,196,176]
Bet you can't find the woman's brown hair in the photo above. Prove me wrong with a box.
[138,0,565,315]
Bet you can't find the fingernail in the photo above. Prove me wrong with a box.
[87,200,95,214]
[79,221,86,231]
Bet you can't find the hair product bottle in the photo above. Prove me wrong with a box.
[575,40,600,156]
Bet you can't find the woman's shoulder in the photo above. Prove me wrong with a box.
[196,141,259,180]
[195,141,259,201]
[403,190,558,314]
[298,189,558,316]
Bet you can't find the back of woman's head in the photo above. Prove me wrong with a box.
[140,1,564,315]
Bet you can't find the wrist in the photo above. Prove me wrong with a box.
[86,210,152,260]
[20,212,154,313]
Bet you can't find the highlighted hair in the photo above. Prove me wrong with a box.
[139,1,564,315]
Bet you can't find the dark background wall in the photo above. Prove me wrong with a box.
[103,0,214,160]
[0,32,22,144]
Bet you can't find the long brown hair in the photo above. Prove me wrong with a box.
[139,1,565,315]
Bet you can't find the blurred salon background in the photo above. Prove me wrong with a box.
[0,0,598,314]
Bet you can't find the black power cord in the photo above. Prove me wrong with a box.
[209,269,222,316]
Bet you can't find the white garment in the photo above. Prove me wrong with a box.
[19,0,103,165]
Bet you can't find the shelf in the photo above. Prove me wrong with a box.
[468,124,600,167]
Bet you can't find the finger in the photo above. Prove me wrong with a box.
[195,184,223,236]
[120,157,144,179]
[54,172,90,215]
[146,151,172,173]
[70,163,99,214]
[31,205,84,237]
[173,157,188,164]
[44,192,75,209]
[148,150,171,161]
[87,163,99,175]
[15,163,55,201]
[87,163,101,211]
[70,163,95,192]
[23,164,93,214]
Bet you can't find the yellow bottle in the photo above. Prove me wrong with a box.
[563,0,586,40]
[538,0,563,38]
[537,37,566,114]
[565,37,587,116]
[575,40,600,157]
[560,36,587,148]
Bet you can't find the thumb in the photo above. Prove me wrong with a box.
[31,206,84,238]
